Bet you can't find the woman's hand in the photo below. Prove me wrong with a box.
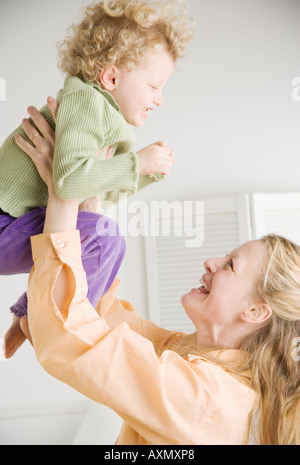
[16,97,79,233]
[17,98,103,214]
[15,97,58,196]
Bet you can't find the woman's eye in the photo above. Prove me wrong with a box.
[225,254,234,270]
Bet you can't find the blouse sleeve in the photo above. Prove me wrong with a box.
[27,231,255,445]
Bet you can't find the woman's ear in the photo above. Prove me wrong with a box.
[99,65,119,91]
[240,304,272,325]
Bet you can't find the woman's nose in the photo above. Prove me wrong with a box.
[204,256,227,274]
[204,259,218,274]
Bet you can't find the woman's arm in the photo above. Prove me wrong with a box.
[16,100,78,311]
[28,231,255,445]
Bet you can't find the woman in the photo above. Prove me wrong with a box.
[17,101,300,445]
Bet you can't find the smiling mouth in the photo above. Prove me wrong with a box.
[198,278,210,294]
[143,107,153,116]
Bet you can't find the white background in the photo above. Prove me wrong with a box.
[0,0,299,444]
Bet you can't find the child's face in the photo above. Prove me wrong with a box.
[103,48,175,127]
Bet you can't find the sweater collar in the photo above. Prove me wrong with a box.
[84,80,121,112]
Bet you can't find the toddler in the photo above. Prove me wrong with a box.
[0,0,193,357]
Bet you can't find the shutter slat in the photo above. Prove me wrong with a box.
[145,196,247,332]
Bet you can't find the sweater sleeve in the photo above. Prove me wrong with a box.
[53,89,139,200]
[102,172,166,205]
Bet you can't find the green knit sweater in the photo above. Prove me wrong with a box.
[0,76,164,217]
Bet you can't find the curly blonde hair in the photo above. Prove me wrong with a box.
[57,0,194,83]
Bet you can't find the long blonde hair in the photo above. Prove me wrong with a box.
[245,234,300,444]
[160,234,300,445]
[57,0,194,82]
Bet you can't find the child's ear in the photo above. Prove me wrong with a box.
[99,65,118,91]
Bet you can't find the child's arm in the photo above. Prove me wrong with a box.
[102,144,175,205]
[53,88,174,201]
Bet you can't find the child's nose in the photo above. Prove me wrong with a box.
[154,93,164,107]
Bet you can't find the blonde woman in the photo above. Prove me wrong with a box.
[1,0,193,357]
[13,102,300,445]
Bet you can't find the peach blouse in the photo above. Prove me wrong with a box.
[27,230,256,445]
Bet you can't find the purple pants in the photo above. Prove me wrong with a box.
[0,207,126,317]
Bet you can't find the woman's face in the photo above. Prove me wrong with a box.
[181,240,266,330]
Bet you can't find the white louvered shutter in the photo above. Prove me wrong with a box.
[251,193,300,244]
[144,195,252,332]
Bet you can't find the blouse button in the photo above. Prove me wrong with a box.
[57,239,65,248]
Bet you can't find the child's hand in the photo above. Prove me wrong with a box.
[136,142,175,176]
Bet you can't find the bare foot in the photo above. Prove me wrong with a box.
[3,315,26,358]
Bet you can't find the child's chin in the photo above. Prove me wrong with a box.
[133,119,146,127]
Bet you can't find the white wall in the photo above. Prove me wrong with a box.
[0,0,299,445]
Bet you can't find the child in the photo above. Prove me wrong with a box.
[0,0,193,357]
